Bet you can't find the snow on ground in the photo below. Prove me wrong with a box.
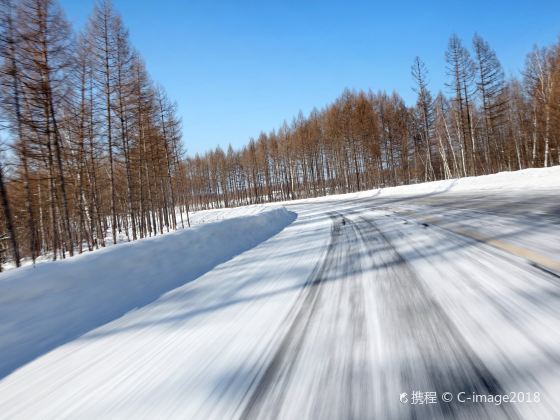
[282,166,560,206]
[0,208,295,379]
[0,167,559,420]
[184,204,272,226]
[0,204,329,420]
[347,206,560,420]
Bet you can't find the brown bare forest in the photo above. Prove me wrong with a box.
[0,0,559,268]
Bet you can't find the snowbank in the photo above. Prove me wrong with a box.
[0,207,296,379]
[285,166,560,205]
[186,204,272,226]
[368,166,560,197]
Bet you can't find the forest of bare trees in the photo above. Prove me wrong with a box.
[0,0,558,269]
[185,35,560,210]
[0,0,188,268]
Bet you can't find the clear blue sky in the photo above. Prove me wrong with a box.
[59,0,560,156]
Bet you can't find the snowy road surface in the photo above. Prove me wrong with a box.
[1,170,559,419]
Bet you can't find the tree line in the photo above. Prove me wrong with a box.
[185,34,559,210]
[0,0,559,269]
[0,0,188,269]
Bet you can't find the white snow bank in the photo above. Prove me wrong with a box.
[369,166,560,196]
[0,207,296,378]
[186,204,271,226]
[3,205,279,272]
[286,166,560,205]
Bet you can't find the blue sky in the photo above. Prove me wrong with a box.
[59,0,560,155]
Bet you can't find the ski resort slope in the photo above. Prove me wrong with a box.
[1,167,560,420]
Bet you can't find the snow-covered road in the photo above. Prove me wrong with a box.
[1,169,559,420]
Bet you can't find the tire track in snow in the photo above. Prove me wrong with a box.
[239,213,340,419]
[357,215,519,419]
[241,210,522,420]
[240,213,373,420]
[393,210,560,276]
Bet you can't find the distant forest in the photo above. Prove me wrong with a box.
[0,0,558,268]
[188,35,560,209]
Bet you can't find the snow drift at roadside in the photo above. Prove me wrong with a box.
[0,207,296,378]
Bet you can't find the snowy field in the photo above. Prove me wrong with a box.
[0,167,559,420]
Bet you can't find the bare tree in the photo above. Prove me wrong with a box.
[411,56,435,181]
